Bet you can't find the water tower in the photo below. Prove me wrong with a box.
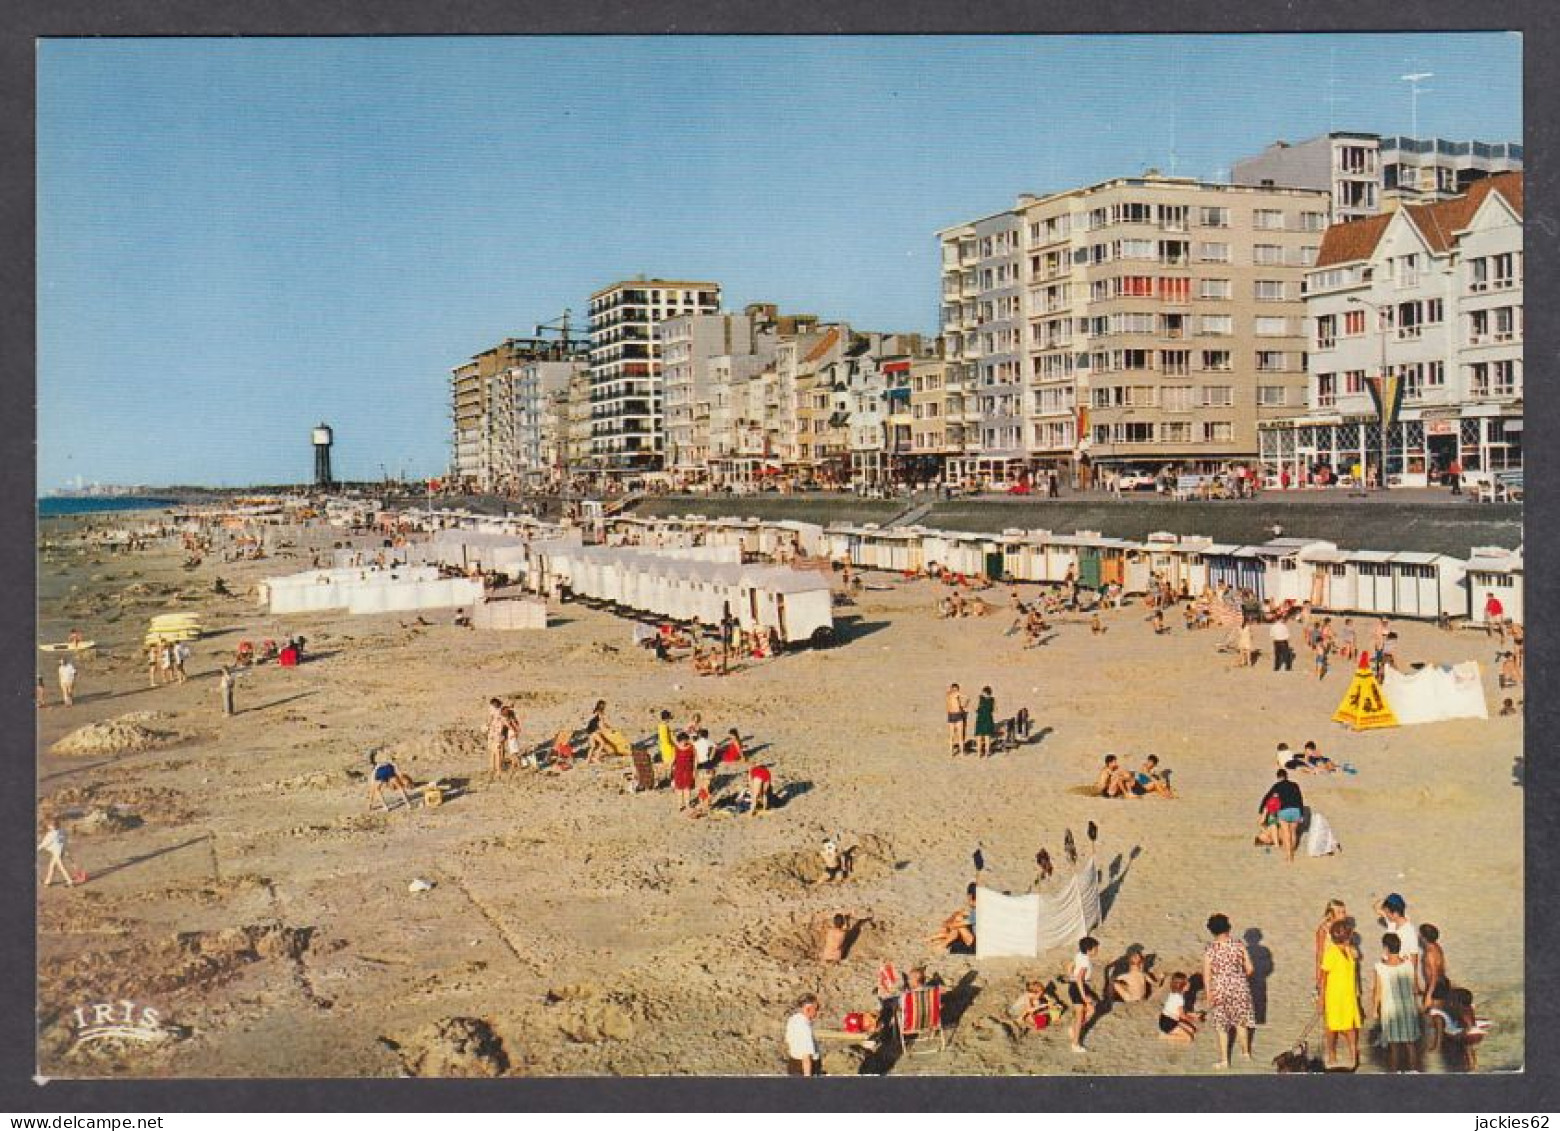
[312,423,334,487]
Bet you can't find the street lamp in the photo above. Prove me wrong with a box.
[1348,296,1391,491]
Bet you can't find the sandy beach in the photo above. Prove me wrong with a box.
[35,511,1523,1078]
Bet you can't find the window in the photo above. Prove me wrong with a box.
[1201,386,1234,407]
[1254,244,1284,266]
[1162,385,1193,411]
[1424,298,1444,325]
[1300,212,1327,232]
[1198,242,1230,262]
[1255,280,1287,303]
[1470,258,1489,292]
[1119,422,1155,443]
[1117,202,1154,224]
[1342,309,1366,336]
[1118,275,1154,297]
[1494,306,1518,342]
[1257,386,1287,407]
[1119,239,1156,260]
[1316,373,1336,407]
[1425,360,1445,388]
[1158,277,1191,303]
[1254,209,1285,230]
[1202,421,1234,442]
[1492,253,1517,288]
[1315,313,1337,348]
[1398,253,1420,288]
[1198,278,1232,300]
[1343,370,1365,395]
[1256,316,1290,337]
[1160,205,1189,231]
[1201,350,1233,371]
[1493,360,1519,395]
[1256,351,1288,372]
[1161,421,1192,443]
[1199,315,1233,336]
[1199,207,1230,227]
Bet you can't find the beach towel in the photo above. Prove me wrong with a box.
[629,746,656,792]
[1382,662,1489,726]
[1305,810,1340,857]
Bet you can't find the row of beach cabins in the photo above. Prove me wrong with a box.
[255,519,838,645]
[603,515,1525,626]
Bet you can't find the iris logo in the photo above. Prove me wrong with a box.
[69,1001,166,1047]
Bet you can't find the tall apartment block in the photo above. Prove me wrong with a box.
[586,279,721,473]
[1232,132,1522,223]
[1262,173,1523,484]
[936,211,1026,483]
[449,335,587,492]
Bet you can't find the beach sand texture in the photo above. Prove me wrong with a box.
[36,523,1523,1077]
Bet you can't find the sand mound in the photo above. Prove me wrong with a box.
[43,784,195,826]
[395,1017,510,1077]
[50,713,186,757]
[387,725,484,767]
[73,806,144,835]
[39,923,315,1006]
[740,831,898,892]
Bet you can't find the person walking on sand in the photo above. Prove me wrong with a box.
[1203,913,1256,1068]
[946,683,969,756]
[974,686,997,758]
[173,640,190,684]
[37,822,76,887]
[57,657,77,707]
[35,677,47,709]
[219,665,237,716]
[1067,936,1102,1053]
[1270,613,1294,672]
[1320,919,1362,1070]
[1236,618,1255,668]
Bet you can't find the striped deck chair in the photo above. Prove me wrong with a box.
[629,744,656,792]
[897,986,947,1055]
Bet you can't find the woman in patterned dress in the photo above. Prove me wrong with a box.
[1372,932,1422,1072]
[1202,913,1256,1069]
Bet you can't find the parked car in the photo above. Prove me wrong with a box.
[1117,472,1158,492]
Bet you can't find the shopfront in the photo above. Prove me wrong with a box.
[1260,411,1522,487]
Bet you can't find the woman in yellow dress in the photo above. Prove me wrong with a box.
[1319,919,1362,1070]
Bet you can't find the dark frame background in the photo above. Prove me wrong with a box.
[4,2,1553,1112]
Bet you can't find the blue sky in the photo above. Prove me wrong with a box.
[37,34,1522,489]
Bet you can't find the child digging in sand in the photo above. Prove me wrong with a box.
[1158,973,1202,1041]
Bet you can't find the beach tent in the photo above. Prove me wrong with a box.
[974,863,1103,959]
[1382,662,1489,725]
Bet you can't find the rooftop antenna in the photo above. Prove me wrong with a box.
[1401,72,1435,139]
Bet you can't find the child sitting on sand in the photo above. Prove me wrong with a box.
[1500,698,1518,717]
[1111,951,1161,1001]
[1010,980,1064,1032]
[1157,973,1202,1041]
[1091,613,1105,635]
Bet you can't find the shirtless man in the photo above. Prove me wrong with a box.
[1095,754,1134,798]
[820,912,869,964]
[946,684,970,756]
[1111,951,1161,1002]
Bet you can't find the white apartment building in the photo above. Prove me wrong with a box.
[1263,173,1523,483]
[1233,132,1522,224]
[587,279,721,473]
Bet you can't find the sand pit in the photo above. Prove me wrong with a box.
[50,712,186,757]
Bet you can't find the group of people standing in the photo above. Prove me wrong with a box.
[1314,894,1473,1072]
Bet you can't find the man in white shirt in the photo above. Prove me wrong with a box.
[785,995,821,1076]
[1378,893,1421,984]
[1270,615,1294,672]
